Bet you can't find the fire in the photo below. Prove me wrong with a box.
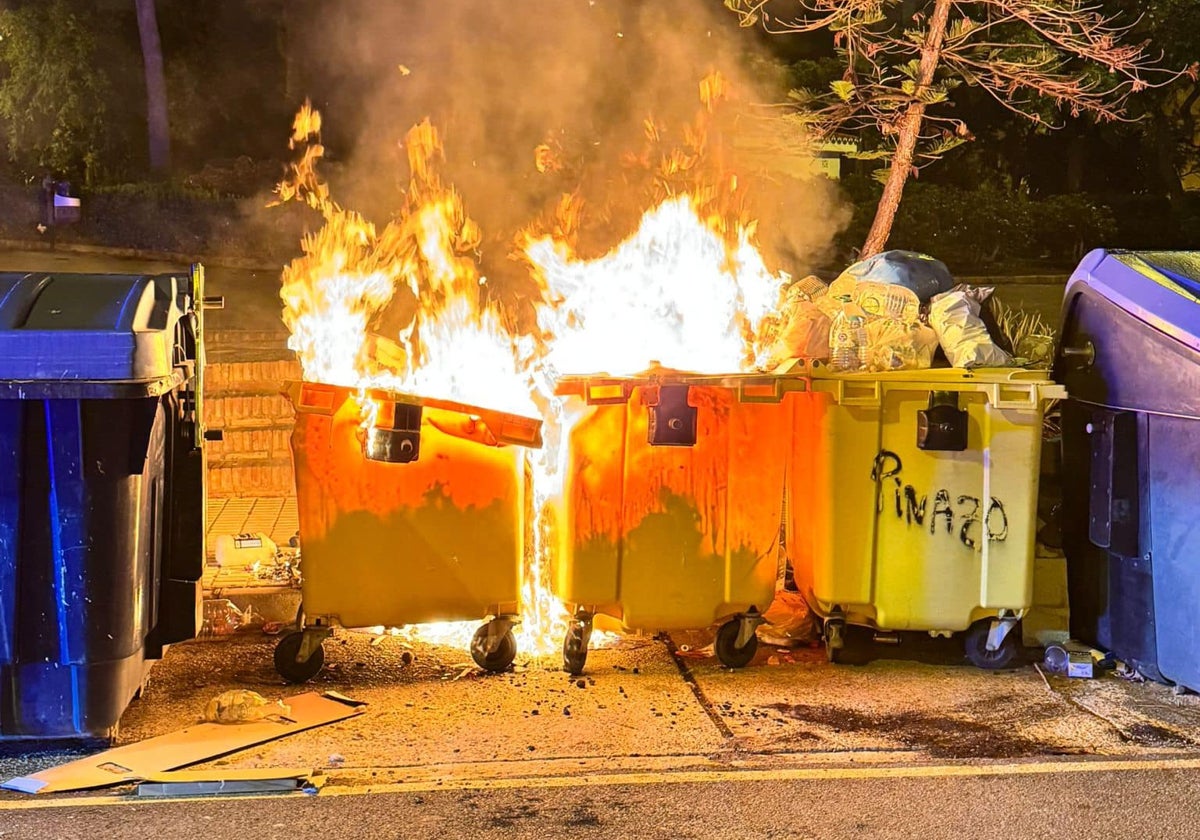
[277,103,534,416]
[275,74,790,662]
[525,195,786,376]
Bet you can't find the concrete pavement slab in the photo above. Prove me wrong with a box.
[686,643,1200,760]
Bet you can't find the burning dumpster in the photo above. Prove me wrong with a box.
[784,368,1063,668]
[0,267,211,738]
[550,367,790,674]
[277,381,543,681]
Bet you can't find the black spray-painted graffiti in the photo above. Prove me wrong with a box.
[871,451,1008,549]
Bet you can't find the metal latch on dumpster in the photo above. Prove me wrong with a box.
[917,391,968,451]
[646,384,697,447]
[365,401,423,463]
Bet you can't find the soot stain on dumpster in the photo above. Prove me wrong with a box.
[763,702,1067,759]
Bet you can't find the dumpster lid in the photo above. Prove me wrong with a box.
[1066,249,1200,354]
[0,271,194,383]
[286,380,544,449]
[555,365,789,403]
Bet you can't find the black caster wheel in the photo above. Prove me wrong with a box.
[472,623,517,673]
[714,619,758,668]
[563,621,590,676]
[824,620,845,664]
[274,631,325,683]
[964,618,1019,670]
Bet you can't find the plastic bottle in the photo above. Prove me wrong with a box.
[200,599,246,637]
[830,296,868,371]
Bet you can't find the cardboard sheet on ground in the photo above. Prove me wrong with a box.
[1,691,364,795]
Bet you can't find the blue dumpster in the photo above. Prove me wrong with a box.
[1057,249,1200,691]
[0,266,210,738]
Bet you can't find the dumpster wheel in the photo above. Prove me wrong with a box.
[823,618,845,664]
[715,619,758,668]
[274,631,325,683]
[471,621,517,673]
[963,618,1020,670]
[562,617,593,676]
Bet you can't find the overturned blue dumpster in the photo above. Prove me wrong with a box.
[1057,249,1200,692]
[0,266,210,738]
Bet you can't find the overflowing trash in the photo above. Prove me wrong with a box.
[765,249,1053,373]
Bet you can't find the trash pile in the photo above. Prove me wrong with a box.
[764,250,1053,372]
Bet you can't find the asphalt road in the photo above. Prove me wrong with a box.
[3,763,1199,839]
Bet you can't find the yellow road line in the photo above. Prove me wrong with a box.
[3,755,1200,811]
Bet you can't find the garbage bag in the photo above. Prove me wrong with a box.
[765,276,833,366]
[768,301,832,365]
[203,690,292,724]
[929,287,1013,368]
[836,250,954,303]
[863,318,938,371]
[758,590,819,647]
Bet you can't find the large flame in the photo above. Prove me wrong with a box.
[526,195,786,376]
[276,74,790,661]
[278,105,535,417]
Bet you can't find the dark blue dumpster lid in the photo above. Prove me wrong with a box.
[0,272,192,383]
[1067,249,1200,354]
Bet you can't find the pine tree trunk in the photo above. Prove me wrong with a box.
[860,0,954,258]
[861,103,926,258]
[135,0,170,173]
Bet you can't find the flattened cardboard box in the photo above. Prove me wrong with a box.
[2,691,364,795]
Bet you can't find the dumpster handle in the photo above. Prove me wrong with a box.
[287,381,338,415]
[833,379,882,407]
[736,377,787,404]
[584,382,633,405]
[986,382,1067,410]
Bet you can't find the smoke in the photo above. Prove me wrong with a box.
[287,0,848,286]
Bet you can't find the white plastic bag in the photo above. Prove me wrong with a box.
[929,287,1013,368]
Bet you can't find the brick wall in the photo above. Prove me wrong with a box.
[204,359,300,497]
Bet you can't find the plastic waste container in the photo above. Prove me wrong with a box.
[784,368,1063,668]
[550,368,790,674]
[277,381,542,681]
[0,267,210,738]
[1057,249,1200,692]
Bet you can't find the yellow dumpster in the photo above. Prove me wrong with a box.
[784,368,1065,668]
[551,368,790,674]
[275,381,542,681]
